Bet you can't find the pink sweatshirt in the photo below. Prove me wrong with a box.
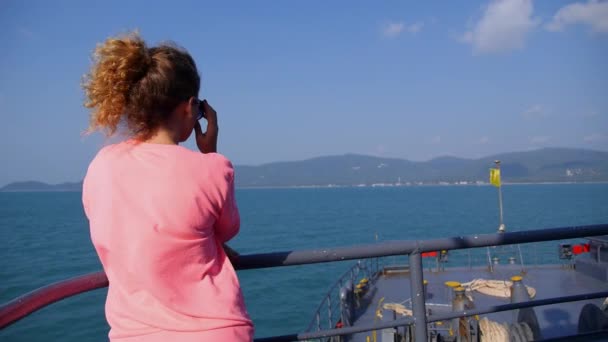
[82,140,254,341]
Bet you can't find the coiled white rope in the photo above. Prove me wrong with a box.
[479,317,533,342]
[461,279,536,299]
[479,318,509,341]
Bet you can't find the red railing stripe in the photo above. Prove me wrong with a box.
[0,272,108,328]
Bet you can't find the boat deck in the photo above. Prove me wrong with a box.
[349,262,608,341]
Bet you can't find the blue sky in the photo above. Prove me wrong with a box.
[1,0,607,185]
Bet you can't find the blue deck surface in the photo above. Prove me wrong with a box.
[348,262,608,341]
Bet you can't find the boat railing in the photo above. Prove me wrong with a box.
[420,241,580,272]
[305,257,381,333]
[1,224,608,342]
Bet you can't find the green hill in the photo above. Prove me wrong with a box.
[234,148,608,187]
[2,148,607,191]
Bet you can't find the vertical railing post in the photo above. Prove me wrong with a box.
[316,312,321,331]
[327,295,332,329]
[486,247,494,272]
[436,255,440,272]
[409,252,428,341]
[517,244,526,272]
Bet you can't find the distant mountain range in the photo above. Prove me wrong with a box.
[234,148,608,187]
[2,148,607,191]
[0,181,84,192]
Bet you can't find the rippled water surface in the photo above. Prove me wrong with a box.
[1,184,607,340]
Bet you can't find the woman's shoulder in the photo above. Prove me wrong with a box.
[191,152,235,182]
[86,142,122,169]
[87,141,236,182]
[199,152,234,170]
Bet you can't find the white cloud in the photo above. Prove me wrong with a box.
[461,0,539,54]
[384,22,404,37]
[479,136,490,144]
[383,21,424,37]
[522,104,549,119]
[530,136,551,144]
[430,135,441,144]
[407,22,424,34]
[584,133,606,142]
[546,0,608,33]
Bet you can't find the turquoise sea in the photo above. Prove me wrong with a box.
[1,184,608,341]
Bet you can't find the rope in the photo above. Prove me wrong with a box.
[461,279,536,299]
[381,303,413,316]
[381,302,536,341]
[479,317,534,341]
[459,317,470,340]
[479,317,509,341]
[510,321,534,341]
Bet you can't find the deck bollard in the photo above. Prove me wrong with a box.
[510,275,530,323]
[451,287,467,342]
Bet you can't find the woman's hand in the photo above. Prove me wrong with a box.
[194,100,218,153]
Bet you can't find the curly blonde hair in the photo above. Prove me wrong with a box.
[83,32,200,140]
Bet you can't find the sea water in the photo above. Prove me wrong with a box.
[1,184,608,341]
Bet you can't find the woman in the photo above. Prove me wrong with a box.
[82,32,254,341]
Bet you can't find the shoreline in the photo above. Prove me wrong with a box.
[2,181,608,193]
[235,181,608,190]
